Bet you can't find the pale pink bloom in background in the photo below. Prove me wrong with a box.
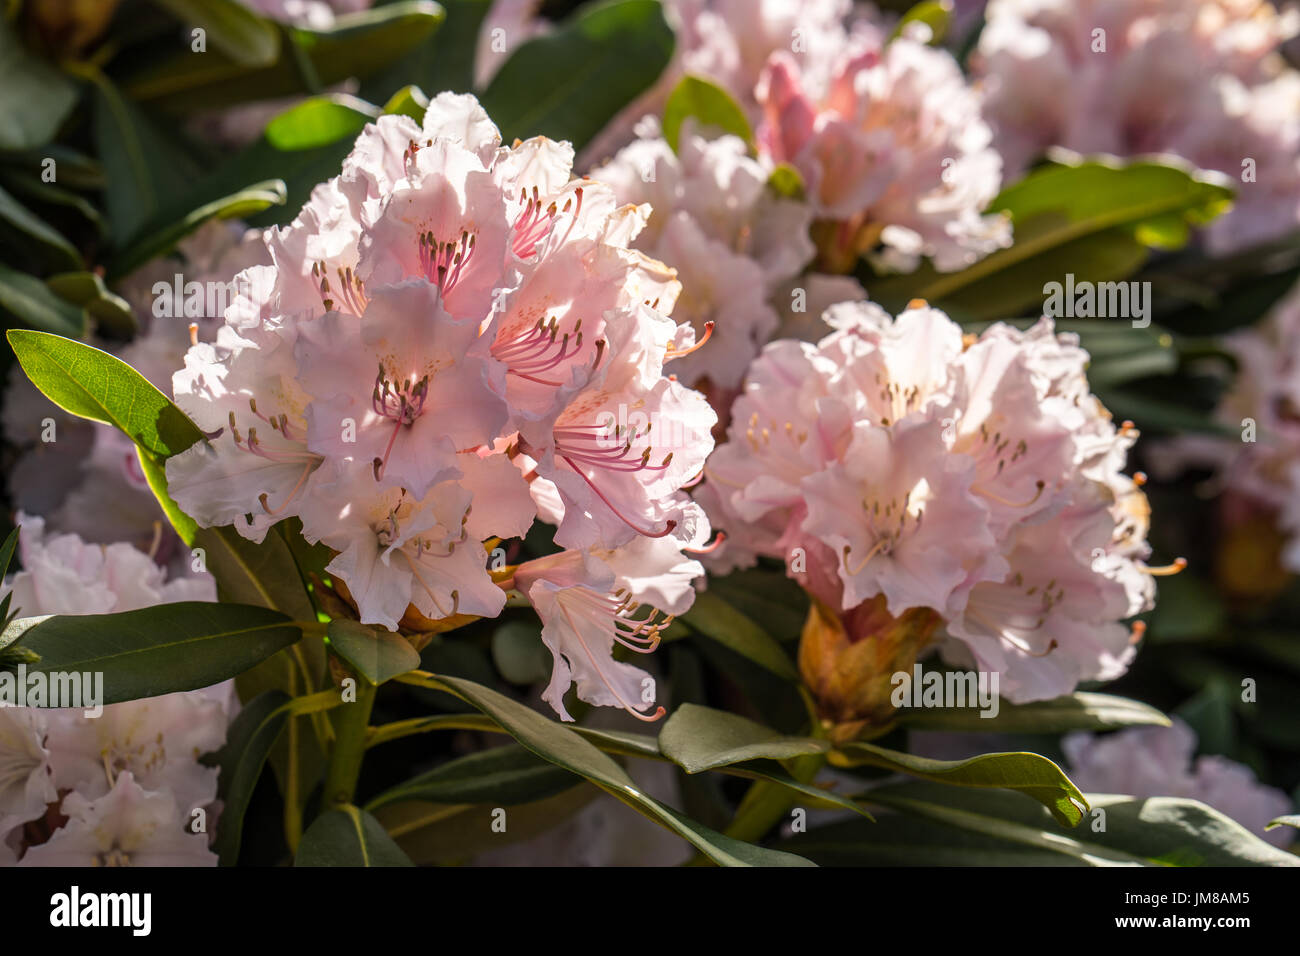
[757,34,1011,273]
[1063,718,1295,847]
[974,0,1300,253]
[18,774,217,867]
[0,518,231,867]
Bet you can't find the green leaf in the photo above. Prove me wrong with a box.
[660,703,828,773]
[328,620,420,685]
[108,180,287,279]
[6,330,204,459]
[865,782,1298,866]
[871,156,1234,320]
[723,761,874,821]
[0,21,79,150]
[265,95,378,151]
[663,74,752,152]
[92,80,204,244]
[296,805,414,866]
[834,740,1088,826]
[367,744,581,811]
[373,785,598,863]
[767,162,805,201]
[0,182,82,270]
[126,2,446,113]
[135,445,199,545]
[680,590,799,681]
[44,272,137,337]
[416,674,815,866]
[490,619,552,685]
[10,602,302,704]
[481,0,674,152]
[890,0,952,43]
[898,691,1171,734]
[193,524,317,621]
[1266,815,1300,832]
[361,0,488,102]
[211,690,291,865]
[0,264,85,336]
[381,85,430,123]
[152,0,282,66]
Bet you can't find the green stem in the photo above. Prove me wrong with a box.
[322,664,378,808]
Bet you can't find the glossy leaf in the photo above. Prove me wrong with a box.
[663,74,752,152]
[6,330,204,459]
[9,602,302,705]
[415,674,815,866]
[328,619,421,685]
[832,740,1088,826]
[660,703,828,773]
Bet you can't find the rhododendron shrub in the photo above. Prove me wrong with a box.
[2,0,1299,873]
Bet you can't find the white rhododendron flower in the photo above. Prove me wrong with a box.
[701,300,1174,702]
[164,93,714,720]
[18,774,216,867]
[1064,719,1295,847]
[974,0,1300,252]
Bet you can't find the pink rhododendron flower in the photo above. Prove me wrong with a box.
[756,34,1011,273]
[165,94,714,720]
[702,300,1171,702]
[974,0,1300,253]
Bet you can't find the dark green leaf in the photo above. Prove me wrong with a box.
[211,690,291,865]
[127,2,446,113]
[422,675,815,865]
[0,182,81,270]
[295,805,414,866]
[835,740,1088,826]
[899,692,1171,734]
[681,589,799,680]
[0,265,85,336]
[0,21,79,150]
[152,0,282,66]
[10,602,302,704]
[367,744,580,811]
[481,0,674,152]
[108,180,287,278]
[328,619,420,685]
[660,703,828,773]
[45,272,137,337]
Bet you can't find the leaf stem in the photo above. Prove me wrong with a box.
[322,662,378,808]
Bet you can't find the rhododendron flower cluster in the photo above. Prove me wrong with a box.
[756,31,1011,273]
[165,94,715,721]
[1155,282,1300,573]
[700,300,1172,705]
[1,516,231,867]
[974,0,1300,252]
